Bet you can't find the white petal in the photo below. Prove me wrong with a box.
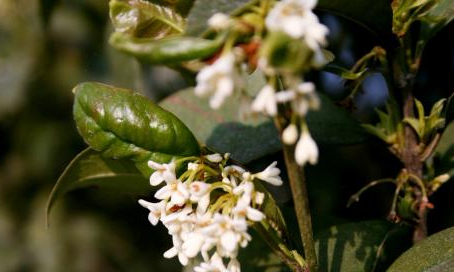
[149,171,164,186]
[221,230,238,253]
[178,253,189,266]
[205,153,223,163]
[155,186,172,200]
[197,194,211,214]
[295,131,319,166]
[183,233,204,258]
[283,124,299,145]
[227,258,241,272]
[163,247,178,258]
[247,207,265,222]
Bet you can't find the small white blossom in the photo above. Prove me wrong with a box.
[206,153,223,163]
[155,180,190,208]
[195,53,244,109]
[295,130,318,166]
[194,253,227,272]
[276,82,319,117]
[233,199,265,222]
[227,258,241,272]
[138,199,166,225]
[188,162,200,171]
[148,160,176,186]
[265,0,328,50]
[253,161,283,186]
[282,124,299,144]
[251,84,277,116]
[208,13,231,30]
[190,181,211,202]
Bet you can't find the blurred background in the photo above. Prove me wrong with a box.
[1,0,454,271]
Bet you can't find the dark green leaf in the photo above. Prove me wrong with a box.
[185,0,253,36]
[316,221,411,272]
[109,0,185,39]
[109,32,223,64]
[73,82,200,176]
[46,148,149,222]
[434,121,454,176]
[420,0,454,40]
[317,0,393,37]
[387,226,454,272]
[306,94,368,145]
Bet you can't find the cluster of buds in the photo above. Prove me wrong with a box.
[138,153,283,272]
[193,0,328,167]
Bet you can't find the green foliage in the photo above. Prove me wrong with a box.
[109,32,223,65]
[316,221,411,272]
[73,82,200,176]
[420,0,454,40]
[46,148,149,222]
[387,226,454,272]
[323,65,368,80]
[109,0,185,38]
[317,0,392,37]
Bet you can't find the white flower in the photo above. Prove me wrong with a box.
[148,160,176,186]
[163,235,189,266]
[138,199,166,225]
[205,153,223,163]
[182,232,206,258]
[227,258,241,272]
[155,180,190,208]
[232,198,265,222]
[293,82,320,116]
[251,84,277,116]
[295,130,318,166]
[276,82,319,117]
[282,124,299,144]
[208,13,231,30]
[265,0,328,50]
[195,53,244,109]
[222,165,246,186]
[253,161,283,186]
[194,253,227,272]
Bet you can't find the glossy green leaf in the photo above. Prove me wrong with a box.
[109,0,185,39]
[316,221,411,272]
[73,82,200,176]
[420,0,454,40]
[160,73,367,163]
[185,0,254,36]
[317,0,393,37]
[387,226,454,272]
[46,148,149,222]
[109,32,223,64]
[306,94,368,145]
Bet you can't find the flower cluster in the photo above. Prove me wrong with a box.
[139,154,283,272]
[193,0,328,166]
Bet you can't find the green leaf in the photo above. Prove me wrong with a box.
[420,0,454,40]
[387,226,454,272]
[73,82,200,176]
[160,73,367,163]
[317,0,393,37]
[46,148,149,223]
[109,32,223,65]
[185,0,253,36]
[316,221,411,272]
[306,94,368,145]
[109,0,185,39]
